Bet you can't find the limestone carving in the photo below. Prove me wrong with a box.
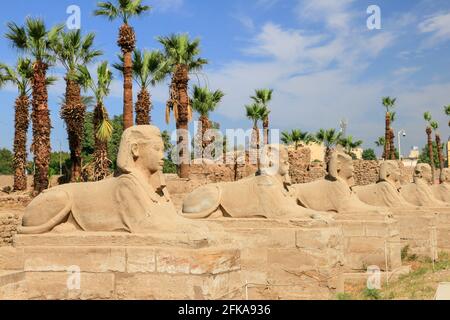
[182,145,331,220]
[353,161,415,208]
[432,168,450,202]
[19,126,206,234]
[400,163,449,207]
[293,150,390,214]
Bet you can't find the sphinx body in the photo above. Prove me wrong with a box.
[182,145,331,221]
[293,151,390,214]
[353,161,415,208]
[19,126,207,235]
[432,168,450,202]
[400,163,449,207]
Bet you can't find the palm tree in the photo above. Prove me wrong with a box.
[445,105,450,127]
[52,30,102,182]
[431,121,444,183]
[281,129,315,150]
[5,18,63,194]
[113,49,165,125]
[375,136,386,158]
[424,112,436,184]
[76,62,114,181]
[315,128,343,169]
[158,33,208,178]
[0,59,33,191]
[191,85,224,158]
[339,135,363,156]
[382,97,396,160]
[389,111,397,160]
[251,89,273,145]
[246,103,264,174]
[94,0,151,130]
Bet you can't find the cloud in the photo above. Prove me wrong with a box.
[393,67,421,77]
[151,0,183,12]
[419,12,450,46]
[231,13,255,32]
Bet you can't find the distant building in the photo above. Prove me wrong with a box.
[402,146,419,168]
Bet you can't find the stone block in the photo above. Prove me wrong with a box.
[23,247,126,272]
[126,247,156,273]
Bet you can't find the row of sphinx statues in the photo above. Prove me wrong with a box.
[18,125,450,235]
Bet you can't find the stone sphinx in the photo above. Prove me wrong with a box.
[182,144,330,220]
[400,163,449,207]
[353,161,415,208]
[292,150,389,214]
[432,169,450,202]
[19,125,205,234]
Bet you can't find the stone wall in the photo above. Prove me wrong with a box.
[353,160,380,186]
[288,148,326,183]
[0,212,20,247]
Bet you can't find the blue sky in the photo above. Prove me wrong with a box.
[0,0,450,157]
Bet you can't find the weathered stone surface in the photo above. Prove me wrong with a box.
[23,247,126,272]
[0,247,24,270]
[25,272,115,300]
[126,248,156,273]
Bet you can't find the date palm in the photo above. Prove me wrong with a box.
[52,30,102,182]
[77,62,114,181]
[281,129,315,150]
[158,33,208,178]
[445,105,450,127]
[375,136,386,159]
[388,111,397,160]
[113,49,165,125]
[382,97,396,160]
[191,85,224,158]
[251,89,273,145]
[94,0,151,130]
[339,135,363,156]
[431,121,444,183]
[246,103,265,174]
[5,18,63,194]
[315,128,342,170]
[0,59,33,191]
[424,112,436,184]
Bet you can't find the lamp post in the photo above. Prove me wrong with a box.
[398,130,406,160]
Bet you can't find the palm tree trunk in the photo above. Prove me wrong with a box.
[31,61,51,194]
[384,112,390,160]
[13,95,30,191]
[118,24,136,130]
[135,88,151,125]
[61,77,85,182]
[174,64,190,178]
[389,128,396,160]
[199,114,210,159]
[436,133,444,183]
[254,123,261,175]
[426,127,435,184]
[263,117,269,146]
[325,147,331,172]
[93,103,110,181]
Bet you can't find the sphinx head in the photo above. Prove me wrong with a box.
[441,168,450,183]
[413,163,433,184]
[260,144,291,184]
[117,125,165,175]
[327,150,355,187]
[379,161,401,190]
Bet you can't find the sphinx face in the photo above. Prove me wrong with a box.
[278,148,290,177]
[381,162,402,190]
[340,158,356,187]
[139,139,165,174]
[413,164,432,184]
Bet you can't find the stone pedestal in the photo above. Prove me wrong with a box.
[1,233,241,300]
[334,213,402,271]
[209,218,345,300]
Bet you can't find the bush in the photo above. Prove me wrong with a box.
[363,288,381,300]
[362,148,377,160]
[336,292,353,300]
[163,158,177,174]
[0,148,13,174]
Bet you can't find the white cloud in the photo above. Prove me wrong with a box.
[231,13,255,31]
[151,0,183,12]
[393,67,421,77]
[419,12,450,46]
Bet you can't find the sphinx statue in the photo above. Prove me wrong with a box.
[19,125,208,234]
[432,168,450,202]
[292,150,389,214]
[400,163,449,207]
[181,144,331,221]
[353,161,415,208]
